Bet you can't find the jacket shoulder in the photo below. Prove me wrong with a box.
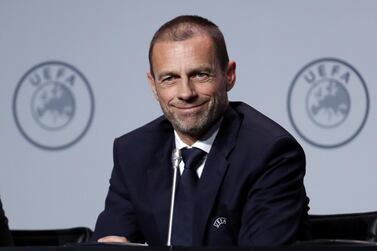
[230,102,296,141]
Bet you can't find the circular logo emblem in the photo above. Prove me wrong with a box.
[288,58,369,148]
[13,61,95,150]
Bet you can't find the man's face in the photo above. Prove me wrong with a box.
[148,35,236,143]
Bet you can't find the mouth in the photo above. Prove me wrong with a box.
[173,102,207,113]
[175,102,205,109]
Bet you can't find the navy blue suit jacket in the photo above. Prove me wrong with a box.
[94,102,310,246]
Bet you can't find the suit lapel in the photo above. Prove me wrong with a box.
[146,131,174,244]
[193,106,242,245]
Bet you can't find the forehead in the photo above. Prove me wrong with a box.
[151,36,217,72]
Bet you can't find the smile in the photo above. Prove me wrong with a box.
[174,102,207,112]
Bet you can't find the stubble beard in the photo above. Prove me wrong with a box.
[160,91,228,139]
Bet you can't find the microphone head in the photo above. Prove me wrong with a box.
[171,148,181,169]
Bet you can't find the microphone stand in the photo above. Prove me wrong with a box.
[167,149,181,246]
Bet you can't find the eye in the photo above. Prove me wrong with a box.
[160,75,176,85]
[162,76,173,82]
[193,72,210,82]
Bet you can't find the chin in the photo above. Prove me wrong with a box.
[176,121,211,137]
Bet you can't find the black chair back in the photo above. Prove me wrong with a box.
[310,211,377,242]
[11,227,92,246]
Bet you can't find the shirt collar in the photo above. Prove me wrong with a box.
[174,118,222,154]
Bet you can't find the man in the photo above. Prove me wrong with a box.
[0,199,13,246]
[94,15,310,246]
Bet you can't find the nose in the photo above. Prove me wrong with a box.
[177,77,197,101]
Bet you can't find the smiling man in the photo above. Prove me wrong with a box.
[93,15,310,246]
[148,34,234,145]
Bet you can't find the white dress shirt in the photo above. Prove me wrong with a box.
[174,120,221,178]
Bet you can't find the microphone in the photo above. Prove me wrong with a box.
[167,148,181,246]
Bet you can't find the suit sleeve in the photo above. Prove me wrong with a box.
[238,136,310,246]
[93,139,145,243]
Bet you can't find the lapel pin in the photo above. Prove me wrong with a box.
[213,217,227,229]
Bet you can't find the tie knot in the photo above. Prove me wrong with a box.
[181,148,206,171]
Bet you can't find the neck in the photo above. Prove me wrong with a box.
[175,116,223,146]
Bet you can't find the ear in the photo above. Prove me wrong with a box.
[225,60,236,92]
[147,72,159,101]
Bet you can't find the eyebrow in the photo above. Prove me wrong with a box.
[156,65,214,80]
[188,65,213,75]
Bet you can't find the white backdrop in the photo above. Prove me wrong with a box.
[0,0,376,229]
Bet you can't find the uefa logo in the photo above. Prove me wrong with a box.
[13,61,95,150]
[288,58,369,148]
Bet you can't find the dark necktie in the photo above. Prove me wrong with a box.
[171,147,206,246]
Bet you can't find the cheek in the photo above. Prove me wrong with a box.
[197,83,225,98]
[156,88,176,105]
